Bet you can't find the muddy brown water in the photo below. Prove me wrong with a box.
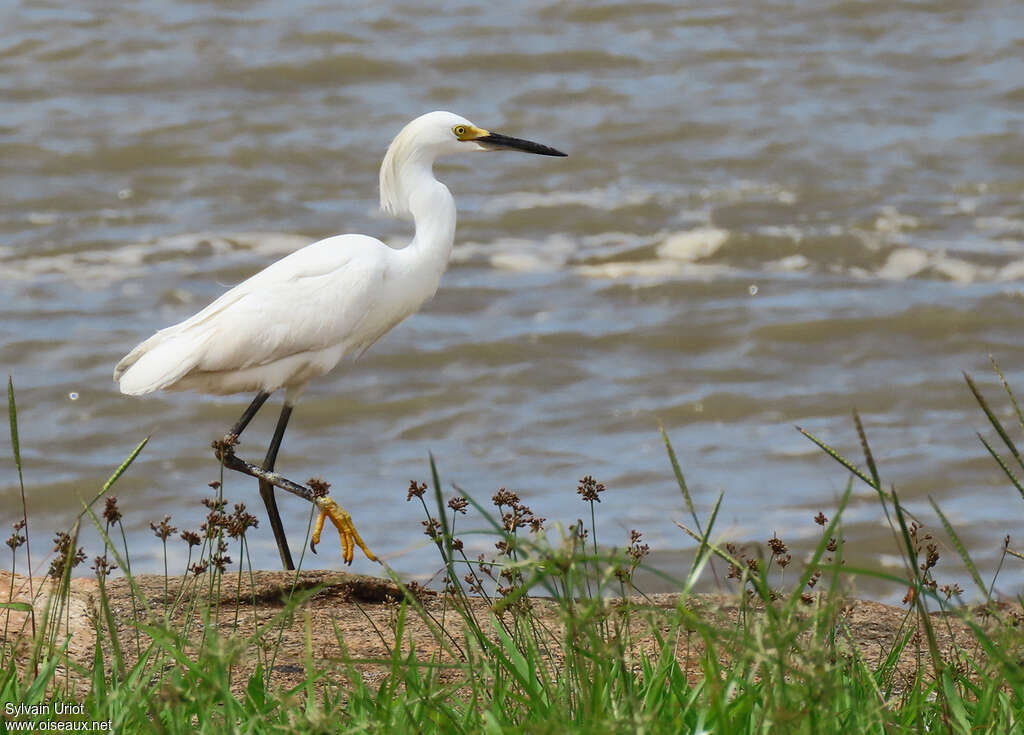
[2,2,1023,601]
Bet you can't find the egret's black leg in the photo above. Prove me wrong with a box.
[260,404,295,570]
[214,452,312,500]
[212,391,294,569]
[226,391,271,441]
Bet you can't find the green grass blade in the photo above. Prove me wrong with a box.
[23,639,70,704]
[683,491,723,592]
[102,437,148,491]
[852,411,880,489]
[989,355,1024,430]
[964,371,1024,474]
[976,433,1024,501]
[7,376,35,638]
[797,425,878,490]
[428,453,456,578]
[7,376,23,482]
[659,421,702,534]
[76,436,149,521]
[940,669,972,733]
[928,497,987,600]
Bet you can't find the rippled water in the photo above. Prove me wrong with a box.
[3,1,1024,599]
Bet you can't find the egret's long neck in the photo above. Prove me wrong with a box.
[400,162,456,280]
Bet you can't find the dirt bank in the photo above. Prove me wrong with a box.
[0,569,1003,694]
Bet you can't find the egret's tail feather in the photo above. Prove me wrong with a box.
[115,333,203,395]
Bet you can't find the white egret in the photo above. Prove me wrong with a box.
[114,111,566,569]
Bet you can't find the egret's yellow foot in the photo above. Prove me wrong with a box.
[311,496,378,564]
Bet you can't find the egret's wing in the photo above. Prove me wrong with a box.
[197,248,385,372]
[115,235,387,393]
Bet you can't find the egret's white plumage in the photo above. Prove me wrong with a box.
[115,112,481,402]
[115,233,419,402]
[113,110,565,567]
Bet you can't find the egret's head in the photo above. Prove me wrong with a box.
[380,111,566,217]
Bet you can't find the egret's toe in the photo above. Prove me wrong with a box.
[311,496,378,565]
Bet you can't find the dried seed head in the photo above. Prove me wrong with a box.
[227,503,259,539]
[492,488,519,508]
[200,496,232,537]
[211,539,232,572]
[200,516,226,539]
[576,475,606,503]
[150,515,177,542]
[91,555,116,577]
[48,531,86,578]
[725,542,747,581]
[307,478,331,498]
[406,481,427,501]
[6,521,26,551]
[103,496,122,526]
[211,438,233,458]
[447,496,468,514]
[626,529,650,564]
[476,553,494,578]
[767,533,788,556]
[180,530,201,548]
[939,583,963,600]
[921,543,939,571]
[421,518,441,541]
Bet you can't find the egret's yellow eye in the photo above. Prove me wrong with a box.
[453,125,468,138]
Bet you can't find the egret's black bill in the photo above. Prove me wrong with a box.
[478,132,567,157]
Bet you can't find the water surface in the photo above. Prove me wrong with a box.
[2,0,1024,599]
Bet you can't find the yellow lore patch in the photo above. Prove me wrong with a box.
[453,124,489,141]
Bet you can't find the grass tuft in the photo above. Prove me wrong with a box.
[1,367,1023,732]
